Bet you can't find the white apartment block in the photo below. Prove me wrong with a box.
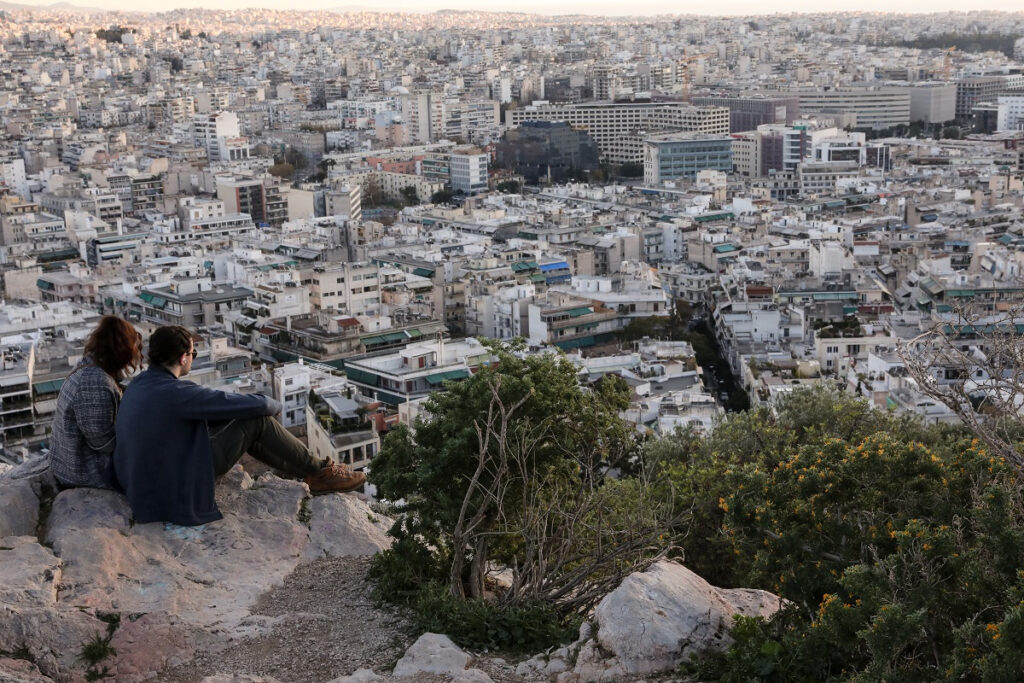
[309,262,381,317]
[0,155,29,199]
[907,83,957,125]
[325,184,362,222]
[509,101,730,160]
[191,111,244,162]
[996,95,1024,132]
[449,148,489,195]
[793,88,911,129]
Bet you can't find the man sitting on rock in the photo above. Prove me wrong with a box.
[113,325,364,526]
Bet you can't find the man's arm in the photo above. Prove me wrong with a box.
[167,380,282,421]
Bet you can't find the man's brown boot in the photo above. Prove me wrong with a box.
[304,462,366,494]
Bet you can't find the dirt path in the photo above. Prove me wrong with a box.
[161,556,414,683]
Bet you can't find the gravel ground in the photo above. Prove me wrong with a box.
[162,556,415,683]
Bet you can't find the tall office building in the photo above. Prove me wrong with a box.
[449,148,489,195]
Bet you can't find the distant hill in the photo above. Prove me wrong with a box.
[0,1,134,12]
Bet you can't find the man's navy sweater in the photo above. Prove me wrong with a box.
[113,365,281,526]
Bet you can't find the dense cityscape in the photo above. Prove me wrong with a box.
[2,5,1024,680]
[2,6,1023,460]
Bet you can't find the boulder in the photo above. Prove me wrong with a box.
[0,656,55,682]
[44,469,309,626]
[0,607,109,680]
[303,493,392,561]
[1,455,56,498]
[326,668,383,683]
[591,560,787,674]
[1,466,362,681]
[451,668,494,683]
[392,633,472,677]
[0,479,39,537]
[0,536,61,608]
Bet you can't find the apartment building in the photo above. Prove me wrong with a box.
[0,343,35,445]
[643,132,733,184]
[691,94,799,133]
[343,337,491,406]
[792,87,911,129]
[216,176,287,227]
[308,261,381,317]
[509,101,730,161]
[191,111,245,162]
[449,147,489,195]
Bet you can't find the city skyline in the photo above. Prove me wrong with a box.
[8,0,1024,15]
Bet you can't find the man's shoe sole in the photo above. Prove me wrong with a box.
[307,478,366,495]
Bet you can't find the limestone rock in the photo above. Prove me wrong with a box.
[1,454,56,498]
[45,470,309,626]
[0,479,39,537]
[392,633,472,677]
[0,536,61,607]
[200,675,284,683]
[451,668,494,683]
[105,612,206,683]
[303,493,392,561]
[0,656,55,682]
[326,668,383,683]
[592,560,787,674]
[0,607,109,680]
[43,487,133,543]
[560,638,626,683]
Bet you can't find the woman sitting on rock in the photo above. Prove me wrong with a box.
[49,315,143,489]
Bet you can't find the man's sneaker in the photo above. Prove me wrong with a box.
[304,462,366,495]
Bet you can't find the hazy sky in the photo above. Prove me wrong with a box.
[17,0,1024,14]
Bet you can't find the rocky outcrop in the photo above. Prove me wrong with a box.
[2,455,783,683]
[516,560,788,681]
[392,633,475,677]
[0,456,391,683]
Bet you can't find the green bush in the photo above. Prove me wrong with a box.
[410,582,580,653]
[679,399,1024,681]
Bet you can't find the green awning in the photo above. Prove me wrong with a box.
[406,328,423,337]
[383,332,407,342]
[150,296,167,309]
[37,279,54,290]
[528,274,546,282]
[363,335,387,345]
[425,369,470,385]
[555,336,595,350]
[413,267,435,277]
[567,307,592,317]
[33,379,65,395]
[139,291,154,302]
[345,367,379,386]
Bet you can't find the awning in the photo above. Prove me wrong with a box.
[566,306,592,317]
[413,267,435,277]
[555,336,595,350]
[36,279,54,290]
[33,379,65,395]
[425,369,470,385]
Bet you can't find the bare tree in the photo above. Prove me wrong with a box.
[900,304,1024,470]
[449,378,678,613]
